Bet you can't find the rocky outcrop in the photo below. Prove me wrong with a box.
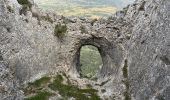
[0,0,170,100]
[126,0,170,99]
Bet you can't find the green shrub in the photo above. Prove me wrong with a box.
[17,0,32,14]
[23,77,51,95]
[54,24,67,39]
[28,77,51,87]
[17,0,31,5]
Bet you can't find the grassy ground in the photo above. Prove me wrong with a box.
[80,45,102,78]
[24,74,100,100]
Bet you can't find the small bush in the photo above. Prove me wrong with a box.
[24,74,100,100]
[17,0,31,5]
[17,0,32,15]
[54,24,67,39]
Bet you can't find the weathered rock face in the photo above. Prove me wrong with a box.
[0,0,170,100]
[126,0,170,99]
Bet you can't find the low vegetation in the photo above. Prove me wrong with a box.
[25,91,53,100]
[17,0,31,5]
[54,24,67,39]
[24,74,100,100]
[28,77,51,87]
[48,75,100,100]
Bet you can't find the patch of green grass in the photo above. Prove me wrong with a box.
[25,91,53,100]
[28,77,51,87]
[24,77,51,95]
[54,24,67,39]
[48,75,100,100]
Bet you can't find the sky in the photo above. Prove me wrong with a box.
[34,0,135,18]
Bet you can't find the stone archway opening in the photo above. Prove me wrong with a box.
[72,36,124,80]
[79,45,103,79]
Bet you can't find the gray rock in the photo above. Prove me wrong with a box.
[0,0,170,99]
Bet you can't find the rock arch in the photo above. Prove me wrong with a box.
[71,36,124,78]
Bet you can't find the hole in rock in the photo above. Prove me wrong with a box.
[72,37,123,80]
[79,45,103,79]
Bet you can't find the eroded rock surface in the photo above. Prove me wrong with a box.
[0,0,170,99]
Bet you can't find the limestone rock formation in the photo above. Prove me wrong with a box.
[0,0,170,100]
